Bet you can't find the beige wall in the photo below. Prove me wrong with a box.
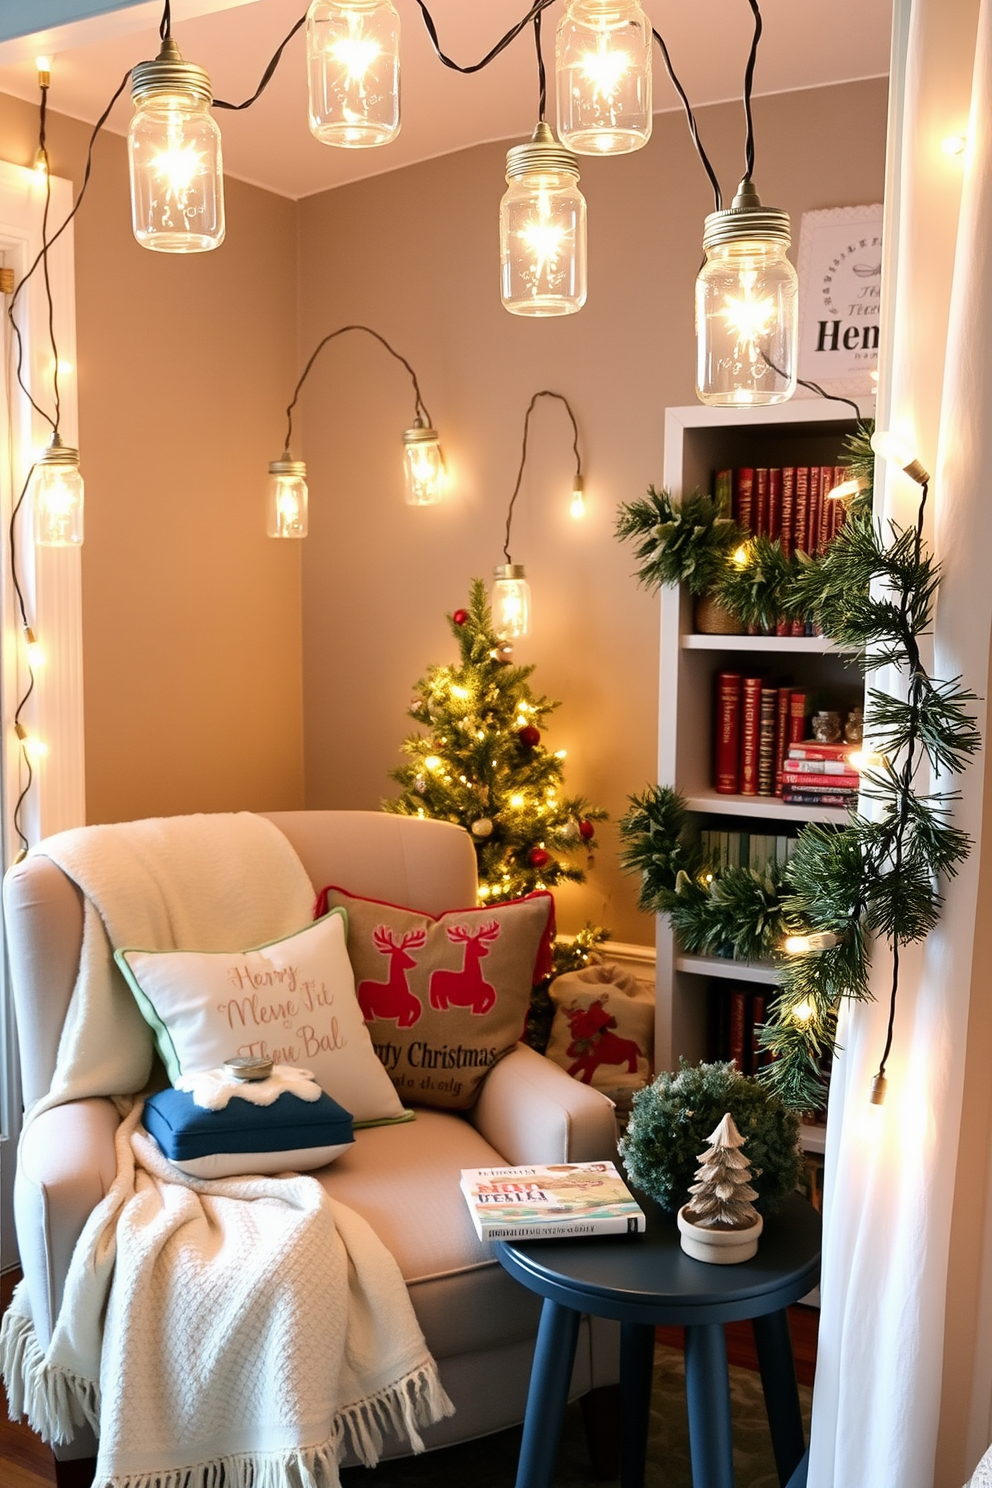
[296,77,889,945]
[0,93,305,825]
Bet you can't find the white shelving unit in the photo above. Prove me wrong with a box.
[655,401,868,1164]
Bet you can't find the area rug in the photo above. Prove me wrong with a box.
[341,1344,813,1486]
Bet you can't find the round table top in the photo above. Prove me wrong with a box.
[495,1190,821,1328]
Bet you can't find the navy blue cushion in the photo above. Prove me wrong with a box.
[144,1087,354,1177]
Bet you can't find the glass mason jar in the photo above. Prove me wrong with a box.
[500,124,587,317]
[128,40,224,254]
[402,420,445,505]
[491,564,532,641]
[33,440,84,547]
[307,0,400,148]
[556,0,652,155]
[266,459,309,538]
[695,181,798,406]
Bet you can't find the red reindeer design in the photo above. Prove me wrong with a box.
[357,925,427,1027]
[565,999,641,1083]
[429,921,501,1014]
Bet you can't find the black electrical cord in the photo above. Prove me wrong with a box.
[534,11,547,123]
[741,0,762,183]
[503,390,582,564]
[7,462,38,861]
[651,29,723,212]
[213,13,308,112]
[282,324,433,455]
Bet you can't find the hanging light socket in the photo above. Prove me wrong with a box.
[32,434,84,546]
[492,563,532,641]
[402,417,445,505]
[500,123,587,317]
[128,34,225,253]
[695,178,798,407]
[266,453,309,537]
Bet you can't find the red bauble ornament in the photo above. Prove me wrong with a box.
[452,609,468,626]
[528,847,551,868]
[579,819,595,841]
[518,725,541,748]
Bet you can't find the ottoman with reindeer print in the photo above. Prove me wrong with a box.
[546,963,654,1109]
[314,885,555,1109]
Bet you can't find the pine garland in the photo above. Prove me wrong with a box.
[617,422,982,1111]
[615,486,743,597]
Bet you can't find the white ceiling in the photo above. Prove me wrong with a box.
[0,0,893,201]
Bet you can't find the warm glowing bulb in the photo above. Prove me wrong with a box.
[509,793,526,808]
[570,476,586,519]
[731,544,750,567]
[501,126,586,317]
[307,0,400,148]
[424,756,442,772]
[478,884,491,898]
[23,736,49,761]
[847,749,882,772]
[784,931,840,955]
[31,439,84,546]
[492,564,532,641]
[792,999,815,1024]
[942,134,967,156]
[23,628,45,668]
[451,685,469,700]
[33,147,49,176]
[555,749,567,759]
[35,55,52,74]
[266,458,308,538]
[402,420,445,505]
[556,0,652,155]
[825,477,863,502]
[128,39,225,253]
[870,429,930,484]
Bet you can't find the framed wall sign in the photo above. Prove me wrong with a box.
[797,204,883,398]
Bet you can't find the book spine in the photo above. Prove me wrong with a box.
[785,758,860,776]
[750,993,766,1074]
[740,678,763,796]
[714,468,733,518]
[819,466,835,552]
[808,466,823,558]
[476,1213,646,1240]
[788,690,808,745]
[775,686,791,795]
[787,742,853,760]
[768,467,782,543]
[781,791,857,807]
[780,467,796,557]
[714,672,743,793]
[735,467,755,533]
[728,988,748,1072]
[755,467,769,537]
[758,686,778,796]
[830,466,846,542]
[780,773,862,793]
[791,467,810,634]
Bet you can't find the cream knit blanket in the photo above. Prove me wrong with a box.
[1,813,453,1488]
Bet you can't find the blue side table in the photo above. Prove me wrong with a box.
[496,1189,820,1488]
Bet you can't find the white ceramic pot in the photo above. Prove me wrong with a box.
[677,1204,764,1265]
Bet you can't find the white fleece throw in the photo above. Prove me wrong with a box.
[0,813,452,1488]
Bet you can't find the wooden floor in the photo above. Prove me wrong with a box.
[1,1269,819,1488]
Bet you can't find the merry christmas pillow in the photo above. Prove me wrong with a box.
[545,962,654,1107]
[315,885,555,1110]
[115,911,409,1128]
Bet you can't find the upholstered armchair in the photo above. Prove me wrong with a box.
[4,809,620,1481]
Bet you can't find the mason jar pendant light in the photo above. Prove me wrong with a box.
[500,124,587,317]
[128,34,225,253]
[402,418,445,505]
[556,0,652,155]
[695,178,798,406]
[266,456,309,537]
[491,564,532,642]
[32,435,84,547]
[307,0,400,148]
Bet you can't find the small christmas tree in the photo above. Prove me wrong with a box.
[384,579,607,904]
[684,1112,759,1231]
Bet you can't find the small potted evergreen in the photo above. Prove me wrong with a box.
[618,1059,803,1221]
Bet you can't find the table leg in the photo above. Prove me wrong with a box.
[514,1299,581,1488]
[684,1323,735,1488]
[752,1309,806,1486]
[619,1321,656,1488]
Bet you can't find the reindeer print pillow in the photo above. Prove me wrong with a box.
[315,886,555,1110]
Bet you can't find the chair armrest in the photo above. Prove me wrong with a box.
[14,1098,121,1348]
[469,1043,617,1165]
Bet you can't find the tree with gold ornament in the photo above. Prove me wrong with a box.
[384,579,607,905]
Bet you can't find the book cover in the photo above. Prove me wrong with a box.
[714,468,733,518]
[819,466,836,551]
[768,467,782,541]
[740,677,764,796]
[758,686,778,796]
[780,772,862,793]
[775,686,791,794]
[787,741,854,760]
[780,466,796,556]
[755,467,769,536]
[715,672,743,793]
[735,467,755,533]
[459,1161,646,1240]
[788,691,809,745]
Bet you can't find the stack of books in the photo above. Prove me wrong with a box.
[709,983,771,1073]
[699,829,795,872]
[779,740,861,809]
[715,677,809,796]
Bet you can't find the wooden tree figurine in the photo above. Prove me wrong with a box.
[685,1112,759,1230]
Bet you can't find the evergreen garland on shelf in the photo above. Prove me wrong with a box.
[617,423,982,1111]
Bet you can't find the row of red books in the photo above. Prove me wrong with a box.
[780,740,860,809]
[714,673,859,806]
[714,465,849,556]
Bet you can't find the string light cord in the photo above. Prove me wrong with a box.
[282,324,433,454]
[759,350,864,421]
[213,13,308,112]
[6,462,39,860]
[503,390,582,563]
[534,10,547,122]
[651,28,723,211]
[741,0,762,182]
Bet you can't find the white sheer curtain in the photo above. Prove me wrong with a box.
[808,1,992,1485]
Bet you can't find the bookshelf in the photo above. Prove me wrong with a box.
[656,400,869,1169]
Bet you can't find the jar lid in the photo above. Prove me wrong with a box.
[223,1055,274,1082]
[37,436,79,468]
[703,178,791,252]
[269,456,307,478]
[506,123,580,182]
[402,418,440,448]
[132,35,212,106]
[493,563,527,581]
